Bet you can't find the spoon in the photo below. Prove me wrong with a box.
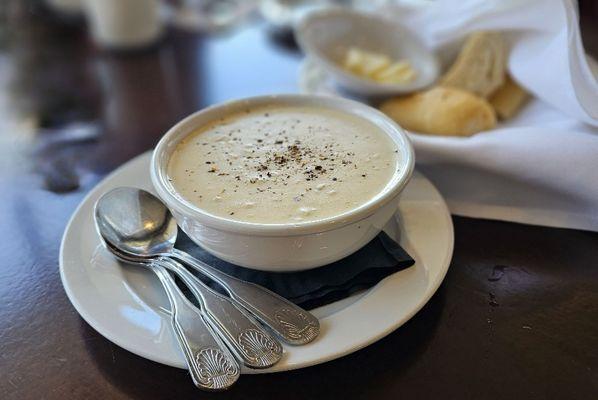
[95,187,320,345]
[106,250,240,390]
[95,208,283,369]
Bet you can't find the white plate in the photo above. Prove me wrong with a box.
[59,151,453,373]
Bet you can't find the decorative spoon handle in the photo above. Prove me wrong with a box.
[149,263,240,390]
[171,249,320,345]
[158,257,283,368]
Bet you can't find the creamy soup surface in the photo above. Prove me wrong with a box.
[167,105,399,224]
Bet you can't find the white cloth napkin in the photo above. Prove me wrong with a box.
[380,0,598,232]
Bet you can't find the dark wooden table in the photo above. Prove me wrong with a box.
[1,2,597,399]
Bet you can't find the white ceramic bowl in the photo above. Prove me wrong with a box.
[295,8,439,96]
[151,94,414,271]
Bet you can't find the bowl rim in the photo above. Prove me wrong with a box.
[295,7,439,94]
[150,94,415,236]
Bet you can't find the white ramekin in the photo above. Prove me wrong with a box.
[295,8,439,96]
[151,94,414,271]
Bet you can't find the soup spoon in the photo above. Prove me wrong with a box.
[94,187,320,345]
[95,204,283,369]
[104,248,240,390]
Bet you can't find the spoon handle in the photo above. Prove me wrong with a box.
[159,257,283,368]
[149,263,240,390]
[171,249,320,346]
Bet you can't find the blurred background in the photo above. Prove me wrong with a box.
[0,0,596,193]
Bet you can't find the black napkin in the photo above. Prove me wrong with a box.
[176,231,414,310]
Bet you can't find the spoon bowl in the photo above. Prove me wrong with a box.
[95,187,177,258]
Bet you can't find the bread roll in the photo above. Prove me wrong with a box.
[380,87,497,136]
[440,31,507,98]
[489,74,529,119]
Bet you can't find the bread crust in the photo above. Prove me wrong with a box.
[440,31,507,98]
[489,74,529,119]
[380,87,497,136]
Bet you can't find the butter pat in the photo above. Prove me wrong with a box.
[374,61,417,84]
[343,47,416,84]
